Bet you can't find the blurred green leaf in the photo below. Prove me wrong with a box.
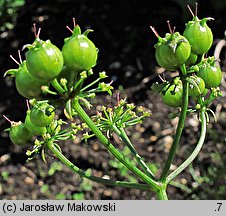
[72,193,85,200]
[0,0,25,32]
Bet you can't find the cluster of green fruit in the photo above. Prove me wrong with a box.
[5,21,98,99]
[4,20,98,146]
[152,7,222,107]
[6,102,59,146]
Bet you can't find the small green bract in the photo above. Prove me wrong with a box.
[188,75,205,97]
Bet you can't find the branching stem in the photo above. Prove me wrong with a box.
[112,125,155,179]
[47,141,151,191]
[73,99,161,191]
[51,78,66,95]
[166,107,207,184]
[160,74,189,181]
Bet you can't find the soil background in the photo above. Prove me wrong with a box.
[0,0,226,200]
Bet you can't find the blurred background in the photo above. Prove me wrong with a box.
[0,0,226,199]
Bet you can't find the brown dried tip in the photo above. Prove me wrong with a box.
[158,74,165,82]
[66,26,73,33]
[33,23,41,38]
[173,26,176,34]
[10,55,20,65]
[37,28,41,38]
[26,99,30,110]
[3,115,12,124]
[73,17,77,28]
[18,50,22,64]
[195,2,198,17]
[150,26,159,38]
[109,80,113,85]
[116,92,120,106]
[167,20,173,34]
[187,5,195,17]
[33,23,37,37]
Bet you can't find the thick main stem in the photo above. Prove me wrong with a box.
[156,188,168,200]
[47,141,151,191]
[166,107,207,184]
[73,99,161,191]
[160,78,189,181]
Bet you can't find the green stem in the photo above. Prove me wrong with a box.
[156,188,168,200]
[197,54,205,64]
[81,78,101,92]
[166,107,207,184]
[73,77,84,91]
[41,86,57,95]
[180,64,187,76]
[47,141,151,191]
[51,78,65,94]
[73,99,161,191]
[60,79,68,92]
[113,125,155,179]
[160,78,189,181]
[67,71,78,93]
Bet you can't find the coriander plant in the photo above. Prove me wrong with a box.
[3,4,222,199]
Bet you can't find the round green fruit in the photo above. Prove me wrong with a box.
[161,80,183,107]
[155,32,191,71]
[62,25,98,72]
[5,61,48,99]
[183,16,213,55]
[25,111,47,136]
[197,63,222,88]
[185,53,197,66]
[26,39,64,81]
[30,103,55,127]
[9,121,33,146]
[189,76,205,97]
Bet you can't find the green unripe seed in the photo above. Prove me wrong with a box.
[197,62,222,88]
[185,53,198,66]
[30,103,55,127]
[189,76,205,97]
[183,16,213,55]
[9,121,33,146]
[26,39,64,81]
[25,111,47,136]
[155,32,191,71]
[5,61,48,99]
[62,35,98,72]
[62,25,98,72]
[161,80,183,107]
